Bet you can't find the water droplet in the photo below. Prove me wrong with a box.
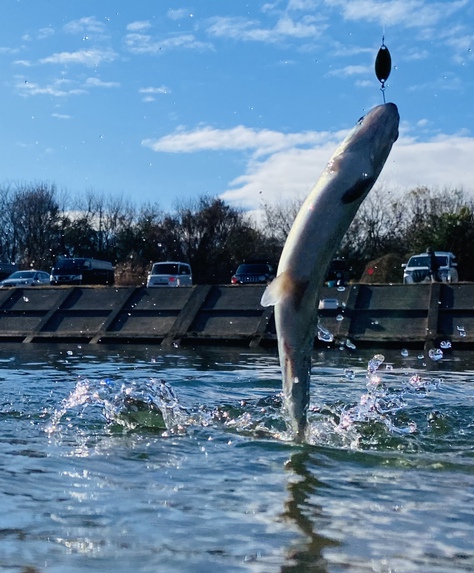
[317,325,334,342]
[337,285,346,292]
[428,348,443,361]
[344,368,355,380]
[345,339,356,350]
[440,340,452,349]
[456,325,467,337]
[22,296,29,302]
[336,314,344,322]
[401,348,409,357]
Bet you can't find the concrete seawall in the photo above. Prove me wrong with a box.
[0,282,472,349]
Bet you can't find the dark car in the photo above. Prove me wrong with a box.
[231,262,275,285]
[325,259,350,286]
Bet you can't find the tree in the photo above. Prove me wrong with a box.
[8,183,62,268]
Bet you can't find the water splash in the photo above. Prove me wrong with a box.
[45,353,445,450]
[45,377,189,436]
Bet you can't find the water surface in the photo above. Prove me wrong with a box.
[0,343,473,572]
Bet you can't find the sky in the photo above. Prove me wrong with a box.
[1,0,473,217]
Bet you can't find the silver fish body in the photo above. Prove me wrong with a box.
[261,102,400,440]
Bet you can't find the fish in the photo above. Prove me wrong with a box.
[261,102,400,440]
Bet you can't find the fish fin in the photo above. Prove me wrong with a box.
[260,272,291,307]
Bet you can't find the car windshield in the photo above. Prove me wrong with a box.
[151,263,180,275]
[56,259,84,271]
[408,255,448,268]
[8,271,35,279]
[237,264,269,274]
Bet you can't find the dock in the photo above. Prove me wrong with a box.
[0,283,472,349]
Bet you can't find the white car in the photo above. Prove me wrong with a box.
[146,261,193,287]
[402,251,458,284]
[0,270,51,287]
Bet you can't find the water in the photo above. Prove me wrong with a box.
[1,343,474,572]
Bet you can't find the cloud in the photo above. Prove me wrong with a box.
[51,113,73,120]
[167,9,193,21]
[38,48,117,66]
[327,64,371,77]
[139,86,170,95]
[124,32,212,54]
[126,21,152,32]
[206,14,323,43]
[142,124,336,156]
[323,0,468,28]
[16,78,86,98]
[63,16,107,35]
[84,77,120,88]
[143,122,474,211]
[220,132,474,209]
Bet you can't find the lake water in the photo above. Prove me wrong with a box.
[0,342,473,572]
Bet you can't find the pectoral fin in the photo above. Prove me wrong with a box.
[260,272,309,310]
[260,272,292,307]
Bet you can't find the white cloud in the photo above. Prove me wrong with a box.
[39,48,117,66]
[64,16,107,35]
[327,64,371,77]
[221,132,474,209]
[125,32,212,54]
[139,86,170,95]
[143,122,474,211]
[84,77,120,88]
[167,9,192,21]
[37,27,55,40]
[324,0,468,28]
[142,124,336,156]
[206,14,323,43]
[126,20,152,32]
[16,78,86,98]
[51,113,73,120]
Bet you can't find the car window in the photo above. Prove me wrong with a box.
[408,256,429,268]
[237,264,270,274]
[152,263,179,274]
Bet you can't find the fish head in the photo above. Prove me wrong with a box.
[328,102,399,208]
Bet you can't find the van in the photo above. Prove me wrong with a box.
[146,261,192,287]
[50,257,115,285]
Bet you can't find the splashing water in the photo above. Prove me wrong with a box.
[45,353,444,449]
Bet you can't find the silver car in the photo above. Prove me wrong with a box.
[146,261,193,287]
[402,251,458,284]
[0,270,51,287]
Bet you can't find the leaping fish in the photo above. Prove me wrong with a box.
[261,103,400,440]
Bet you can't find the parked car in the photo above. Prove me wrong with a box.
[402,251,458,284]
[0,270,51,287]
[50,257,115,285]
[0,262,17,281]
[146,261,193,287]
[324,258,350,286]
[231,262,275,285]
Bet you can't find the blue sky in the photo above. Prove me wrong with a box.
[1,0,473,215]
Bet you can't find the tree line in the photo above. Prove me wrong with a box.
[2,182,473,284]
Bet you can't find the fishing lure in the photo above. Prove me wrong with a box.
[375,37,392,102]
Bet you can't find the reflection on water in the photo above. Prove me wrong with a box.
[0,343,474,572]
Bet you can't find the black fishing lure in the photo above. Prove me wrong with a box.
[375,37,392,102]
